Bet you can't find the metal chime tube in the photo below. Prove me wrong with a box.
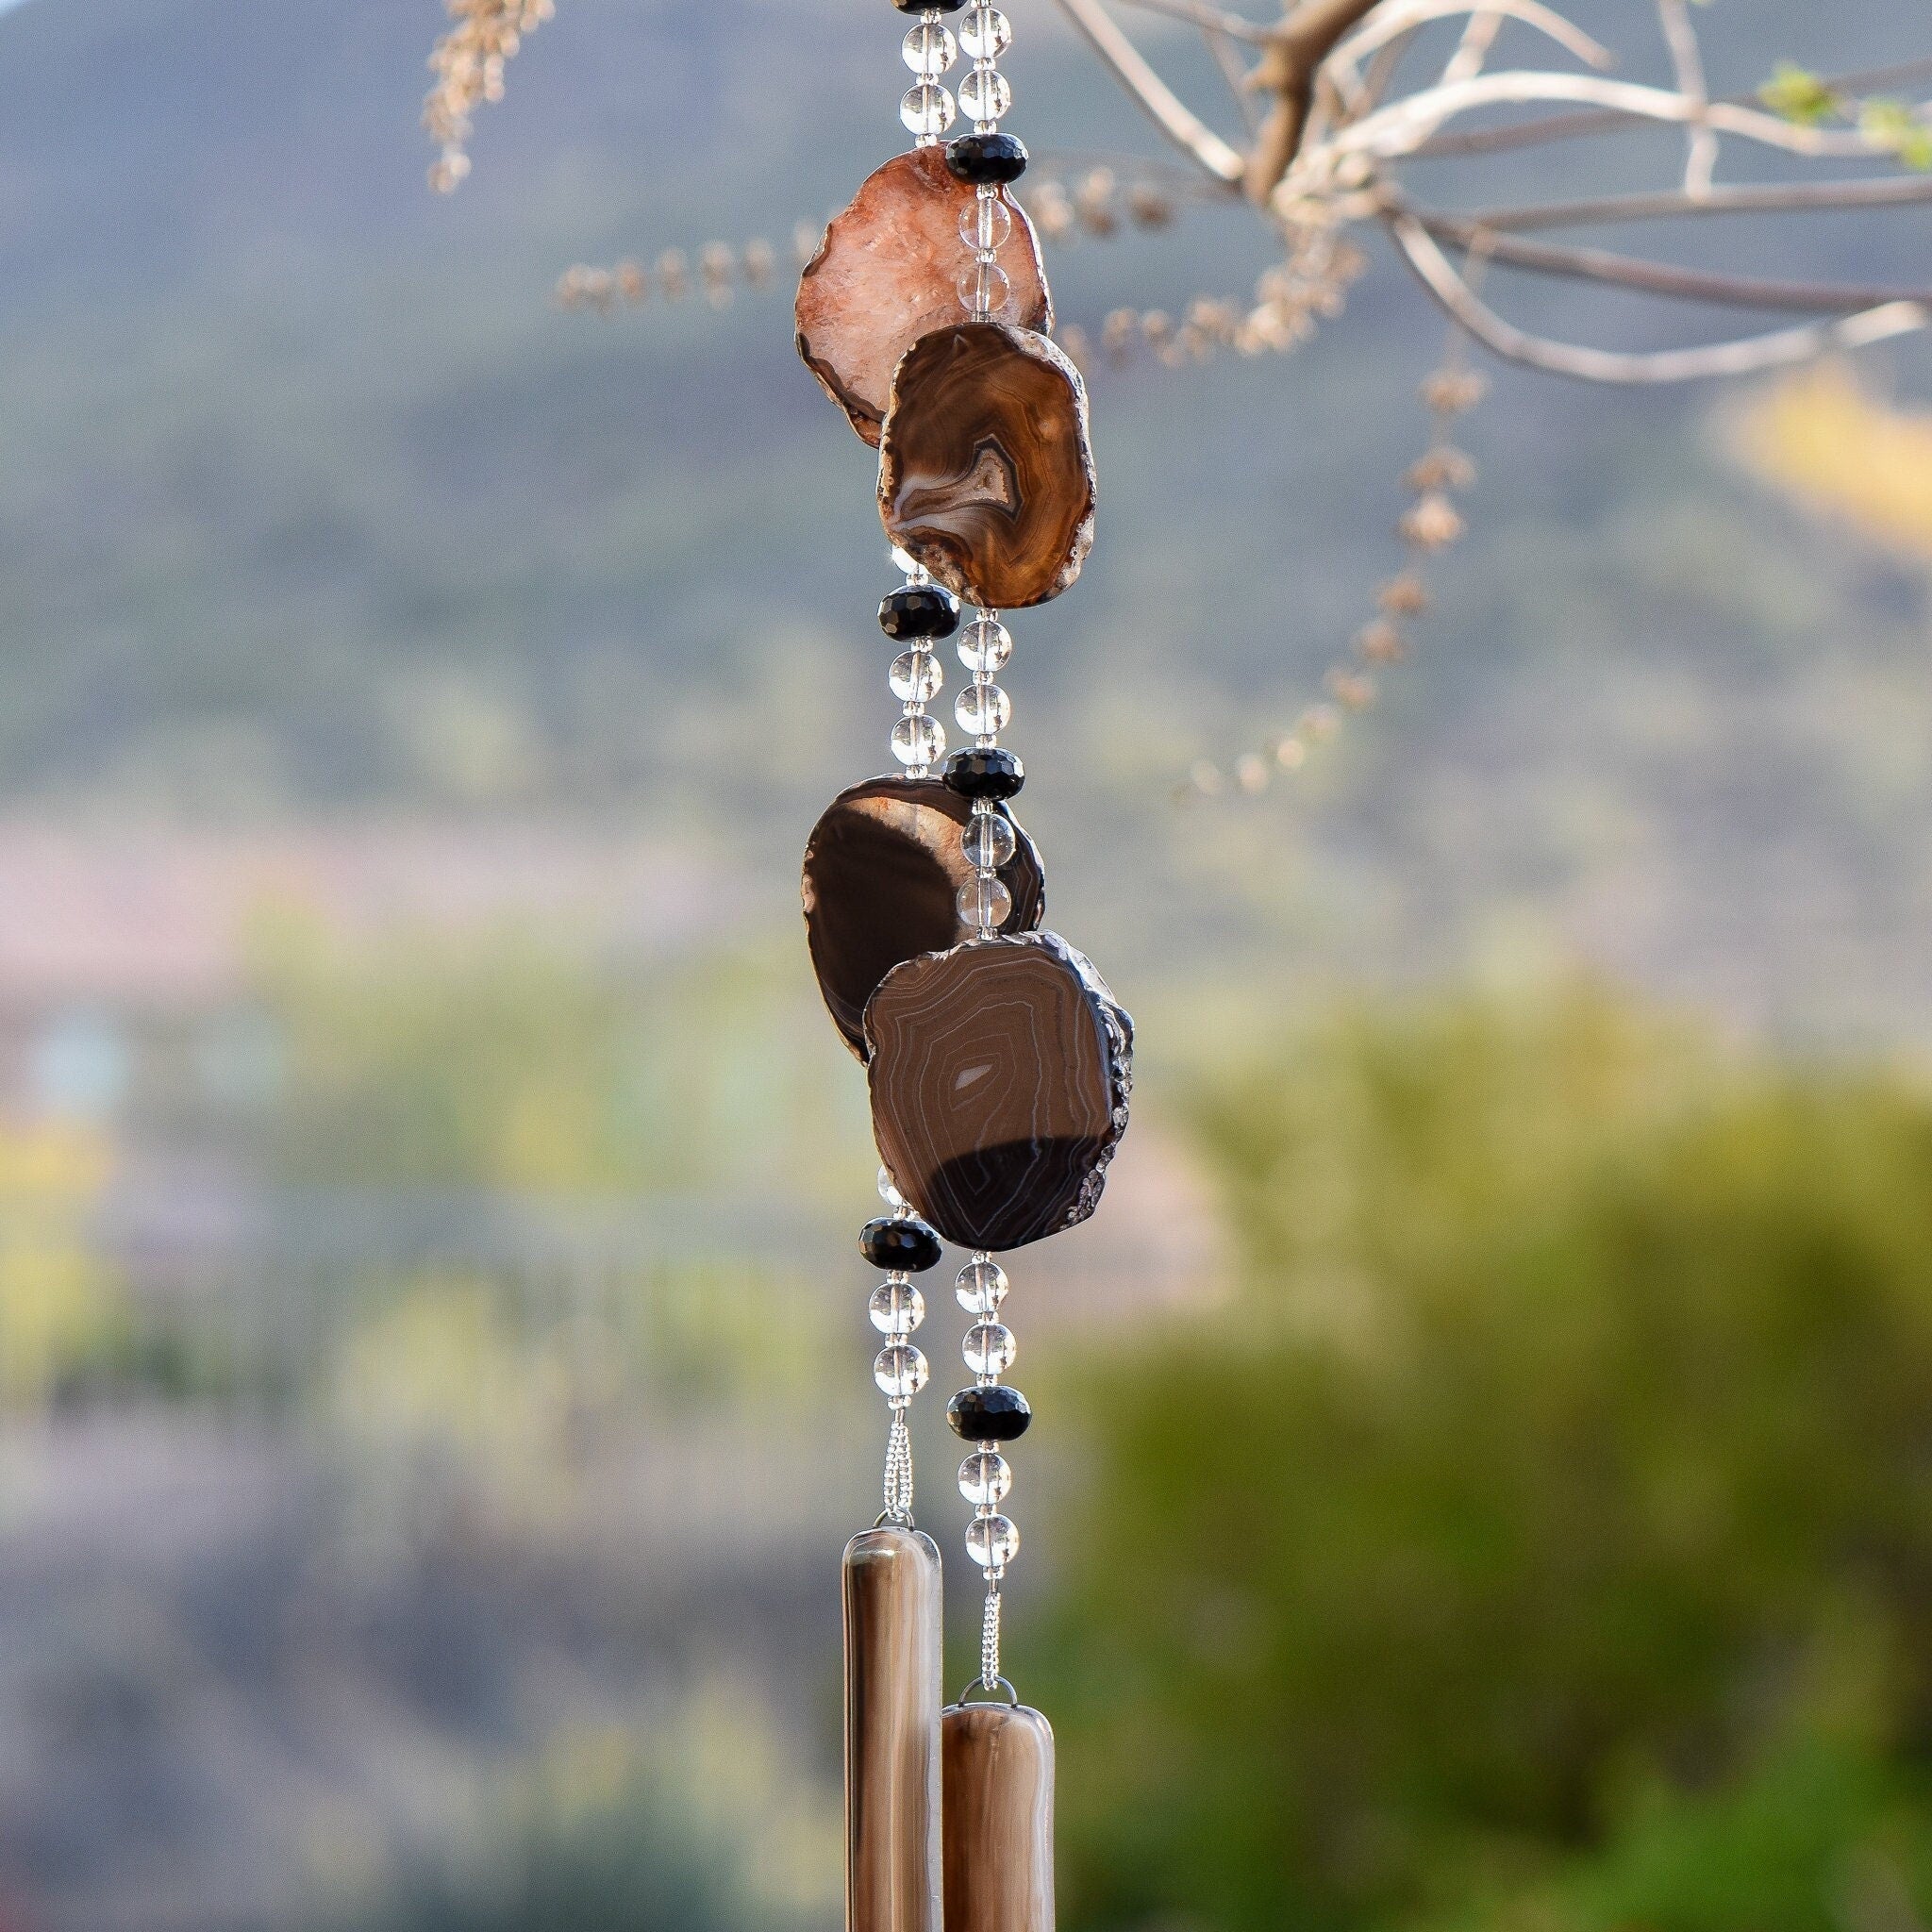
[843,1525,945,1932]
[943,1700,1058,1932]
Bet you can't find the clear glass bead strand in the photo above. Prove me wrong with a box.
[958,65,1011,125]
[903,21,958,75]
[960,5,1013,61]
[901,81,957,140]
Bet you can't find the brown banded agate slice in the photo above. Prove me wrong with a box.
[865,931,1132,1253]
[796,147,1052,448]
[878,322,1096,610]
[803,775,1046,1060]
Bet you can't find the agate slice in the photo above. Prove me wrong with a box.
[878,322,1096,610]
[943,1702,1058,1932]
[803,774,1045,1060]
[865,931,1132,1252]
[797,146,1052,448]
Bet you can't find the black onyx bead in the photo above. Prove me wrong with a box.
[946,133,1029,187]
[860,1216,943,1273]
[947,1385,1032,1442]
[943,747,1024,802]
[895,0,965,10]
[878,584,961,641]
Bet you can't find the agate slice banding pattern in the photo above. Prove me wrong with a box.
[878,321,1096,611]
[865,931,1131,1252]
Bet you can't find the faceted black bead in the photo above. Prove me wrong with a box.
[945,132,1029,186]
[947,1385,1032,1442]
[878,583,962,641]
[860,1216,943,1273]
[895,0,965,10]
[943,747,1025,802]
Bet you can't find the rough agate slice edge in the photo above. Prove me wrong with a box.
[796,147,1052,448]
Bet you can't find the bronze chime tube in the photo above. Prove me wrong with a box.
[942,1699,1058,1932]
[843,1525,944,1932]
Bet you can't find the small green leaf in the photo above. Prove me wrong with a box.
[1759,60,1840,126]
[1859,97,1932,171]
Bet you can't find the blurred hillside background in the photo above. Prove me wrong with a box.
[0,0,1929,1928]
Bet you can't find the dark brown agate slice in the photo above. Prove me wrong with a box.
[803,775,1045,1059]
[865,931,1132,1252]
[878,322,1096,610]
[796,147,1052,448]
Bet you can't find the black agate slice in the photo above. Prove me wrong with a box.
[865,931,1132,1252]
[802,775,1046,1060]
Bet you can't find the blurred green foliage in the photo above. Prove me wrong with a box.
[328,1800,737,1932]
[1039,987,1932,1932]
[258,920,870,1203]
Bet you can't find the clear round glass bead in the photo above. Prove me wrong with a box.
[958,1450,1012,1507]
[967,1512,1020,1572]
[958,65,1012,124]
[892,711,945,767]
[874,1343,930,1402]
[901,82,958,139]
[878,1165,906,1208]
[958,874,1013,931]
[957,1257,1009,1314]
[891,546,923,577]
[903,22,958,75]
[870,1280,926,1337]
[961,194,1013,253]
[964,1321,1017,1377]
[956,680,1011,737]
[960,6,1013,61]
[958,617,1012,675]
[961,810,1017,871]
[957,258,1012,318]
[891,650,942,703]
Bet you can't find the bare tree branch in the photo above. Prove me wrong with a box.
[1201,24,1265,134]
[1655,0,1717,192]
[1322,68,1903,175]
[1246,0,1390,204]
[1337,0,1611,77]
[1459,175,1932,233]
[1413,55,1932,158]
[1110,0,1274,45]
[1047,0,1249,180]
[1385,211,1930,382]
[1409,207,1932,312]
[1441,11,1504,87]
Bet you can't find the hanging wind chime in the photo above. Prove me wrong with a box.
[795,5,1131,1927]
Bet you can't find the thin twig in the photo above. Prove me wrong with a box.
[1458,175,1932,233]
[1338,0,1610,75]
[1047,0,1249,180]
[1385,211,1930,381]
[1348,29,1422,118]
[1111,0,1275,44]
[1323,68,1899,171]
[1655,0,1717,192]
[1441,11,1505,87]
[1413,54,1932,157]
[1411,207,1932,312]
[1203,24,1265,134]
